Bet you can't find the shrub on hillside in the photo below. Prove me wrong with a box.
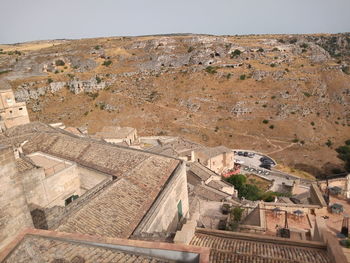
[102,60,112,67]
[230,49,241,58]
[205,66,217,74]
[55,60,65,66]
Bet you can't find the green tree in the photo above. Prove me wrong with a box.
[225,174,246,191]
[239,184,261,200]
[232,207,244,222]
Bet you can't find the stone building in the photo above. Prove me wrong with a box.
[194,146,234,174]
[0,80,30,131]
[0,122,189,248]
[0,145,33,251]
[93,125,138,146]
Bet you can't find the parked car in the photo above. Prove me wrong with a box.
[260,157,275,165]
[243,152,249,157]
[243,167,249,171]
[248,153,255,158]
[249,168,256,172]
[260,164,271,170]
[257,170,263,174]
[238,151,243,156]
[263,171,270,175]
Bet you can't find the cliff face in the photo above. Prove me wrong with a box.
[0,33,349,175]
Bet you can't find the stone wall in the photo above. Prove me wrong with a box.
[77,165,111,191]
[134,161,189,236]
[33,178,113,230]
[196,152,234,175]
[0,146,33,250]
[21,162,81,208]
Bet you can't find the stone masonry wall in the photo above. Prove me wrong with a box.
[0,146,33,250]
[134,162,189,236]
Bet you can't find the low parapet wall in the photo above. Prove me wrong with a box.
[263,202,325,214]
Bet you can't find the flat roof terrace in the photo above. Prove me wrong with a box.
[27,152,73,177]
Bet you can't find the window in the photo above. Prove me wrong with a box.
[9,110,12,114]
[177,200,183,219]
[19,107,23,110]
[65,194,79,206]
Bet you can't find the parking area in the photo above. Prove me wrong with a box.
[233,149,308,192]
[233,149,276,170]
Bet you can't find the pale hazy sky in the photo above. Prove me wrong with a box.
[0,0,349,44]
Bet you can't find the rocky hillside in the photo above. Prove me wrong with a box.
[0,33,349,176]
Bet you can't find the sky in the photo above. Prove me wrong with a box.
[0,0,349,44]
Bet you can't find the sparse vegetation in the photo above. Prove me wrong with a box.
[239,74,246,80]
[336,140,350,171]
[225,174,288,201]
[269,125,274,129]
[257,48,264,52]
[102,60,112,67]
[303,92,311,97]
[94,45,101,50]
[342,65,349,75]
[326,139,333,148]
[55,59,65,66]
[47,78,53,84]
[187,46,194,53]
[230,49,241,58]
[96,76,102,84]
[262,119,269,124]
[205,66,218,74]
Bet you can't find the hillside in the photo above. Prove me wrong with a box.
[0,33,349,176]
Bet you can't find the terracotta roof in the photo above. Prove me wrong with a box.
[0,229,210,263]
[190,229,330,263]
[22,132,153,176]
[193,184,230,202]
[56,155,179,238]
[2,235,173,263]
[15,156,37,173]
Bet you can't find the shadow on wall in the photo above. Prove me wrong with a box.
[30,208,48,230]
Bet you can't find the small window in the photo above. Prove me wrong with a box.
[9,110,12,114]
[177,200,183,219]
[65,194,79,206]
[19,107,23,110]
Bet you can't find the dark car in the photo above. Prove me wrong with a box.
[238,151,243,156]
[243,152,249,157]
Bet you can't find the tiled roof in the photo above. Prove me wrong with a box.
[196,145,232,159]
[57,155,179,238]
[189,162,217,181]
[2,235,173,263]
[190,229,330,263]
[15,156,36,173]
[22,132,153,176]
[207,179,231,191]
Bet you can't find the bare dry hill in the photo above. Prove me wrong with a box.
[0,33,349,176]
